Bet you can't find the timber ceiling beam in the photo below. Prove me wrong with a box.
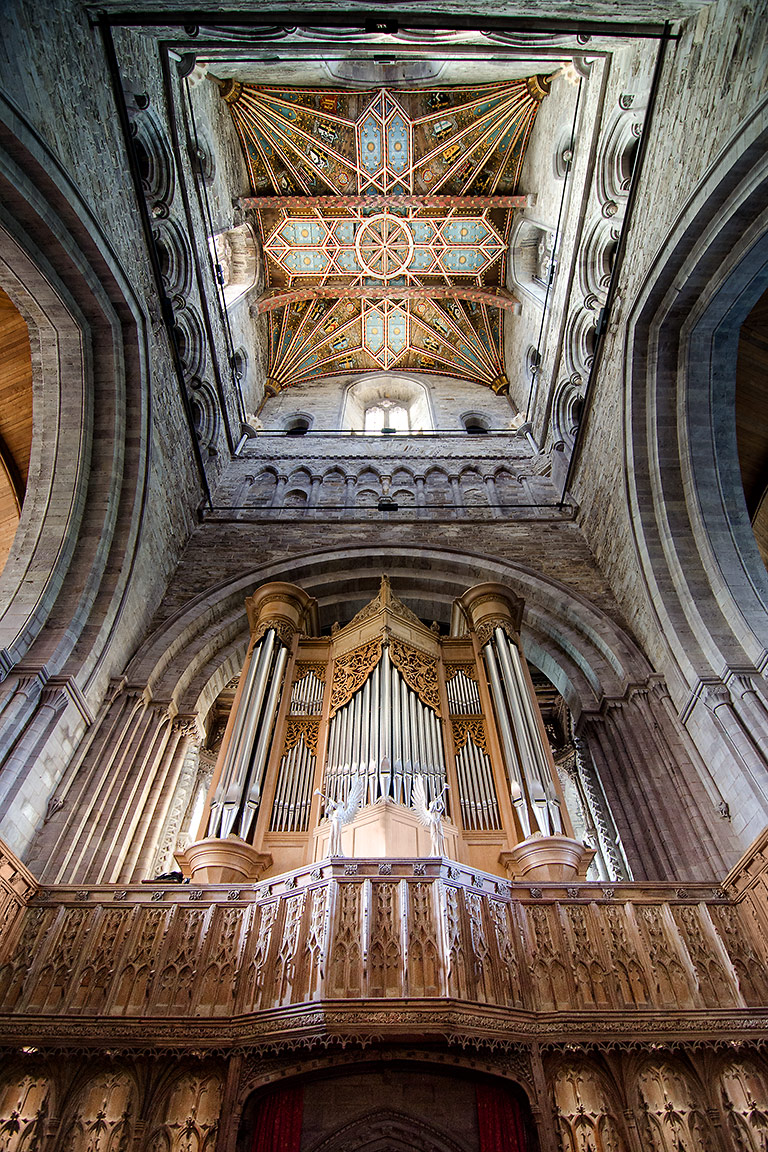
[241,194,533,211]
[254,285,521,314]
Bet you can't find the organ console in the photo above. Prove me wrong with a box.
[177,577,594,883]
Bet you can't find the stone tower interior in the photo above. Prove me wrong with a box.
[1,2,768,1150]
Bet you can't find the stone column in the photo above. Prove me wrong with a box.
[701,682,768,807]
[449,475,462,518]
[344,474,356,513]
[270,473,287,508]
[483,475,501,516]
[578,683,734,881]
[308,475,322,508]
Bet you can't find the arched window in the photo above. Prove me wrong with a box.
[462,412,490,434]
[209,222,259,307]
[343,375,433,434]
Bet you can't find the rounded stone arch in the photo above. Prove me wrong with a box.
[620,98,768,702]
[578,217,621,308]
[173,305,207,381]
[0,93,152,852]
[189,381,220,454]
[153,217,193,300]
[596,109,643,207]
[342,372,434,432]
[130,111,175,210]
[123,545,658,723]
[563,307,597,383]
[551,379,584,449]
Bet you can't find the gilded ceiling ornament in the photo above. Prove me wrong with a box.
[225,79,546,387]
[330,637,383,716]
[388,637,441,714]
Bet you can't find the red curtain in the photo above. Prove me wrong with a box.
[250,1084,304,1152]
[476,1081,529,1152]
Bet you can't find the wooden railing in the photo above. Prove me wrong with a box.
[2,843,768,1050]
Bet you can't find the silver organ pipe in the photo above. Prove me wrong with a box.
[209,629,287,839]
[208,636,265,836]
[238,645,288,840]
[493,627,562,835]
[290,670,324,715]
[483,641,532,837]
[323,655,447,811]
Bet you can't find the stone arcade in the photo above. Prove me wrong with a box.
[1,2,768,1151]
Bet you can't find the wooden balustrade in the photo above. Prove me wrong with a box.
[1,845,767,1050]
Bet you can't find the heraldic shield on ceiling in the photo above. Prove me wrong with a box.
[222,77,552,390]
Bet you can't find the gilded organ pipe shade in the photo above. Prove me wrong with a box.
[323,652,447,811]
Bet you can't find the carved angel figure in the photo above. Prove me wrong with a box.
[412,775,447,857]
[316,776,365,857]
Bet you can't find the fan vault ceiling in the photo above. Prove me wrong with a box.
[222,77,552,390]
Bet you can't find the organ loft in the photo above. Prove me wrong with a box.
[2,2,768,1152]
[181,577,595,884]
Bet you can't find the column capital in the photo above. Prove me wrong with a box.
[246,580,319,644]
[455,581,524,644]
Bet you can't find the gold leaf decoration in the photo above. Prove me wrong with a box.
[389,638,440,714]
[452,717,488,754]
[283,719,320,755]
[330,637,383,716]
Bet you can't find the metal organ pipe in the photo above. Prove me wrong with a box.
[238,644,288,840]
[320,657,447,810]
[212,631,279,838]
[483,641,531,837]
[494,627,561,835]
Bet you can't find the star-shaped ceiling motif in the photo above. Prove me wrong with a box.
[222,77,551,390]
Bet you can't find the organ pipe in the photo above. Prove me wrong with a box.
[208,629,289,840]
[483,640,532,837]
[323,653,447,809]
[239,645,288,840]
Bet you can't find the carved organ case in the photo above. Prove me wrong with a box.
[191,578,588,882]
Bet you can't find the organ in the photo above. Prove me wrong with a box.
[178,577,594,883]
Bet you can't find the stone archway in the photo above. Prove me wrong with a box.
[307,1109,471,1152]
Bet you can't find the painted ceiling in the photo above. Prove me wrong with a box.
[223,77,550,388]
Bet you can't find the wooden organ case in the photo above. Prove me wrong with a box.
[178,577,593,884]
